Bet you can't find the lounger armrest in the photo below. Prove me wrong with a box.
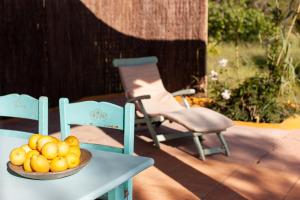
[127,95,151,103]
[171,89,195,109]
[172,89,195,97]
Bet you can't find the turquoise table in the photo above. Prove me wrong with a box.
[0,134,154,200]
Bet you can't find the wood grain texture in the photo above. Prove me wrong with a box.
[0,0,207,106]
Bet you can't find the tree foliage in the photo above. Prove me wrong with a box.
[209,0,277,43]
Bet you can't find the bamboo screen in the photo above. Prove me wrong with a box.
[0,0,207,106]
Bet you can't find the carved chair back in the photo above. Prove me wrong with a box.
[0,93,48,137]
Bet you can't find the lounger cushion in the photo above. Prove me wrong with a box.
[119,63,184,113]
[157,107,234,133]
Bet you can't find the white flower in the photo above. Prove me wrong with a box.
[221,89,231,100]
[210,70,218,81]
[218,58,228,68]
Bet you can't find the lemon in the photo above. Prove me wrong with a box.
[30,155,49,172]
[50,157,68,172]
[26,150,40,159]
[41,142,58,160]
[28,134,42,150]
[23,157,33,172]
[64,136,80,147]
[37,136,55,152]
[69,146,81,157]
[21,144,32,154]
[50,136,60,143]
[57,141,70,157]
[65,153,80,169]
[9,147,26,166]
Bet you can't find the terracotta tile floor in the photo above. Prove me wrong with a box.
[1,95,300,200]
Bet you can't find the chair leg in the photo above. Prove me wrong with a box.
[124,179,132,200]
[144,117,161,148]
[193,133,205,160]
[108,185,124,200]
[217,132,230,156]
[137,101,161,148]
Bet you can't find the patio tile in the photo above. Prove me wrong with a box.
[135,141,219,198]
[160,124,288,166]
[285,177,300,200]
[202,185,248,200]
[133,130,243,199]
[134,168,199,200]
[222,126,287,161]
[258,130,300,172]
[208,165,299,200]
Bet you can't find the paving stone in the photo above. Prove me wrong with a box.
[285,177,300,200]
[209,165,299,200]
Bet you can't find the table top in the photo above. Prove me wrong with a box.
[0,134,154,200]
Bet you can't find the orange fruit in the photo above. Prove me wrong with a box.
[65,153,80,169]
[9,147,26,166]
[30,155,49,172]
[28,134,42,150]
[41,142,58,159]
[23,157,33,172]
[50,157,68,172]
[69,146,81,157]
[57,141,70,157]
[64,136,80,147]
[26,150,40,159]
[37,136,55,152]
[21,144,32,154]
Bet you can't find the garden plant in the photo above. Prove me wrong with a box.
[204,0,300,123]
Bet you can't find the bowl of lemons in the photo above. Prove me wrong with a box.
[8,134,92,180]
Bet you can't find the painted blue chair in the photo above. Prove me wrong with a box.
[0,93,48,138]
[59,98,135,200]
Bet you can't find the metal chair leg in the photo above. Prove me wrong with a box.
[144,116,160,148]
[137,101,161,148]
[217,132,230,156]
[193,133,205,160]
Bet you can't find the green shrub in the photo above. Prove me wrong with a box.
[208,75,296,123]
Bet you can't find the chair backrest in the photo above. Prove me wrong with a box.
[59,98,135,154]
[113,56,183,115]
[0,93,48,135]
[113,57,166,98]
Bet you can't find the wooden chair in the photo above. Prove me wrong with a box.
[0,93,48,138]
[113,56,233,160]
[59,98,135,200]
